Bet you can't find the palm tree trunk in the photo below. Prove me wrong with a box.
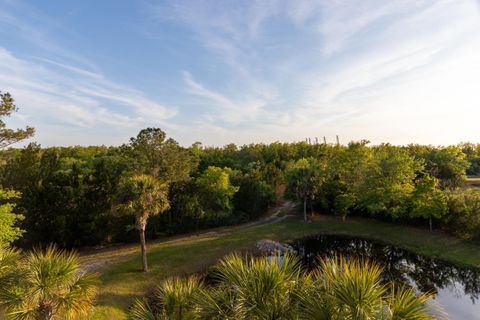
[38,302,53,320]
[139,226,148,272]
[303,196,307,222]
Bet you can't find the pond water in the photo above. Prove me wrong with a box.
[290,235,480,320]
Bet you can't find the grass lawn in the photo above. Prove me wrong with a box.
[85,215,480,319]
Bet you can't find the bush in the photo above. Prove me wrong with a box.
[444,189,480,240]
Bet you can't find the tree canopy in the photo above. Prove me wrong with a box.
[0,92,34,150]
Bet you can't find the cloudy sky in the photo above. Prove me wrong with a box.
[1,0,479,147]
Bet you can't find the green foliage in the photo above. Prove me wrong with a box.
[0,124,478,246]
[129,254,441,320]
[386,286,437,320]
[329,141,372,220]
[356,145,421,218]
[444,189,480,240]
[0,244,21,287]
[285,158,325,221]
[231,171,275,220]
[410,176,447,230]
[209,253,304,319]
[0,91,34,149]
[426,146,470,188]
[316,256,386,319]
[194,166,239,220]
[460,143,480,176]
[128,128,197,183]
[117,174,170,230]
[130,276,203,320]
[117,174,171,272]
[129,299,157,320]
[0,188,24,244]
[0,245,98,320]
[0,91,32,246]
[1,144,128,247]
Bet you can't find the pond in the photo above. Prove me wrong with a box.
[290,234,480,319]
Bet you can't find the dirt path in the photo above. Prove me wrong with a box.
[80,201,297,272]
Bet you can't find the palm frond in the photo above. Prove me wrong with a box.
[56,272,99,319]
[129,298,157,320]
[317,256,386,319]
[154,275,203,319]
[386,286,446,320]
[0,244,98,320]
[194,286,244,320]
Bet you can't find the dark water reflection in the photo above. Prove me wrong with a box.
[290,235,480,319]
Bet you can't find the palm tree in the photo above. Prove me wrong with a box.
[285,159,322,222]
[130,276,203,320]
[0,244,98,320]
[203,253,305,319]
[0,245,21,319]
[118,174,169,272]
[129,254,444,320]
[301,256,444,320]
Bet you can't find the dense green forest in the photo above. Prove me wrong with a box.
[2,89,480,252]
[1,129,480,249]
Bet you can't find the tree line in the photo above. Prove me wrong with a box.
[2,135,480,247]
[2,91,480,251]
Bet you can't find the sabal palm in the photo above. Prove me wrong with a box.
[0,245,21,318]
[300,256,443,320]
[118,174,169,272]
[0,244,98,320]
[130,276,203,320]
[129,254,444,320]
[206,253,305,319]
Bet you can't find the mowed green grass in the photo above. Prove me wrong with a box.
[85,216,480,319]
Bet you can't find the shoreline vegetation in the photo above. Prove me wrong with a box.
[85,212,480,319]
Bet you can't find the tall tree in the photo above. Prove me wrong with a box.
[410,175,447,231]
[194,166,239,222]
[356,145,421,219]
[426,146,470,189]
[0,91,34,245]
[128,128,196,183]
[285,158,323,222]
[330,141,372,221]
[0,92,34,149]
[117,174,169,272]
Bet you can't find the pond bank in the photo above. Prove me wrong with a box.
[87,215,480,319]
[291,233,480,319]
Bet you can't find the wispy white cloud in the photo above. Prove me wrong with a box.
[0,1,181,146]
[146,0,480,145]
[182,71,272,125]
[0,48,177,144]
[1,0,480,146]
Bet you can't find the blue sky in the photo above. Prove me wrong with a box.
[1,0,479,147]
